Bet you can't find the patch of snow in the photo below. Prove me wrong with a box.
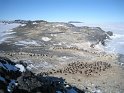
[73,32,80,34]
[51,34,57,37]
[35,62,53,69]
[92,89,102,93]
[71,42,91,49]
[42,37,51,41]
[58,42,62,45]
[56,24,64,27]
[15,40,40,46]
[65,84,70,88]
[59,56,71,62]
[94,43,105,51]
[14,43,25,46]
[27,64,36,70]
[32,22,38,24]
[0,76,5,82]
[66,45,74,48]
[61,56,70,59]
[23,60,33,64]
[15,64,26,72]
[27,62,53,70]
[62,42,67,44]
[53,42,62,45]
[21,24,26,26]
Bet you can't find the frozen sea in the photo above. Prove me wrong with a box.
[0,23,20,43]
[72,23,124,55]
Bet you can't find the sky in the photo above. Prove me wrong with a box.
[0,0,124,23]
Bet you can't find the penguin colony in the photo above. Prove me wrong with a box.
[53,46,115,57]
[53,46,103,55]
[0,52,53,58]
[40,61,112,77]
[62,61,112,76]
[53,47,79,50]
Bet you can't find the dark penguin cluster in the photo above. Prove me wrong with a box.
[53,47,79,50]
[3,52,52,58]
[46,61,112,76]
[64,61,112,76]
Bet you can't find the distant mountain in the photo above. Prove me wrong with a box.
[68,21,83,23]
[0,20,47,24]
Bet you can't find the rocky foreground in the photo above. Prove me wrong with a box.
[0,57,86,93]
[0,20,124,93]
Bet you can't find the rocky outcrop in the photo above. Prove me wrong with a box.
[0,57,22,92]
[0,57,85,93]
[106,31,113,36]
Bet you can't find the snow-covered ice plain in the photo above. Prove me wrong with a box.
[0,23,20,43]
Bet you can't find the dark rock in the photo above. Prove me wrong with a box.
[106,31,113,36]
[0,57,22,92]
[17,74,42,92]
[18,60,28,68]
